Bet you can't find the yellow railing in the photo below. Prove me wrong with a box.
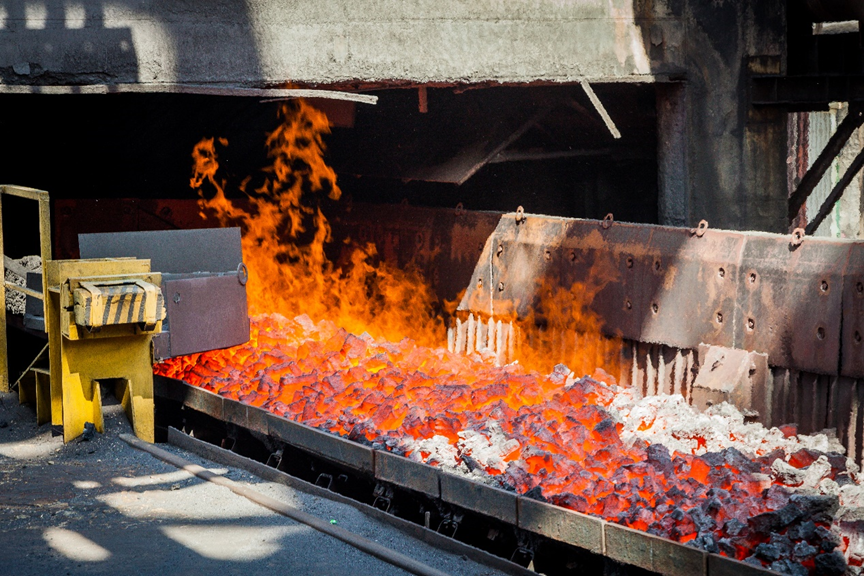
[0,185,51,392]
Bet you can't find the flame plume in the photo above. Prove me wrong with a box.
[190,100,442,347]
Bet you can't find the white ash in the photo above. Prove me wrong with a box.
[456,422,519,474]
[607,389,864,569]
[407,435,460,469]
[610,391,845,458]
[4,255,41,315]
[403,422,519,482]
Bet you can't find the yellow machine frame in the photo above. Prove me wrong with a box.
[1,186,160,443]
[0,185,52,393]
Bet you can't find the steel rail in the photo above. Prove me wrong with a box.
[119,433,453,576]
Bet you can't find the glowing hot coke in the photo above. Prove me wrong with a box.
[165,99,859,575]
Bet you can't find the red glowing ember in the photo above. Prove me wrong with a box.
[155,314,854,574]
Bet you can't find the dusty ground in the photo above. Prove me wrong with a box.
[0,392,508,576]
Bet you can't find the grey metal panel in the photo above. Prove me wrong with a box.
[375,451,440,498]
[153,332,171,361]
[267,413,374,474]
[153,375,188,404]
[79,228,243,274]
[604,522,706,576]
[246,404,269,435]
[707,553,780,576]
[439,472,517,525]
[182,385,225,421]
[517,497,604,554]
[222,396,248,428]
[163,274,250,356]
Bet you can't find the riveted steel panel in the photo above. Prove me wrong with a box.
[440,472,518,525]
[639,228,743,349]
[559,219,653,341]
[267,412,374,474]
[735,235,848,374]
[461,214,656,342]
[841,244,864,377]
[605,522,706,576]
[332,203,500,304]
[375,450,440,498]
[517,497,604,554]
[490,215,569,319]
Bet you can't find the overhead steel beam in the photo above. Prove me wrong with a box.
[752,76,864,107]
[0,84,378,105]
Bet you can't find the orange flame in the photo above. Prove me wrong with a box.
[512,278,623,379]
[190,100,443,347]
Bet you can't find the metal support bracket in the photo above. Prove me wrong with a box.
[580,79,621,139]
[788,103,864,223]
[805,145,864,235]
[372,482,394,513]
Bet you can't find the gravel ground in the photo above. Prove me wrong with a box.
[0,392,509,576]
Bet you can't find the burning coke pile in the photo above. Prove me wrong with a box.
[156,314,863,575]
[169,98,864,575]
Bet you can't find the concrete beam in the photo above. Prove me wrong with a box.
[0,0,684,87]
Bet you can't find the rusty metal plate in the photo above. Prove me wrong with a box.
[332,203,500,304]
[735,236,849,375]
[517,497,604,554]
[266,413,374,474]
[604,522,706,576]
[374,450,440,498]
[559,219,653,341]
[841,243,864,378]
[489,215,569,319]
[461,214,656,342]
[639,228,743,350]
[163,274,250,357]
[439,472,518,525]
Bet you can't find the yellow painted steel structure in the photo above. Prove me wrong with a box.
[1,186,164,443]
[44,259,163,443]
[0,185,52,393]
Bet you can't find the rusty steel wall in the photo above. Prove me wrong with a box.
[455,211,864,464]
[458,212,864,379]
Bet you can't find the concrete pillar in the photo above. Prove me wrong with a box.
[656,83,688,227]
[657,0,788,233]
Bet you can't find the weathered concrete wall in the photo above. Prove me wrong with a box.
[654,1,789,232]
[0,0,683,86]
[0,0,792,234]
